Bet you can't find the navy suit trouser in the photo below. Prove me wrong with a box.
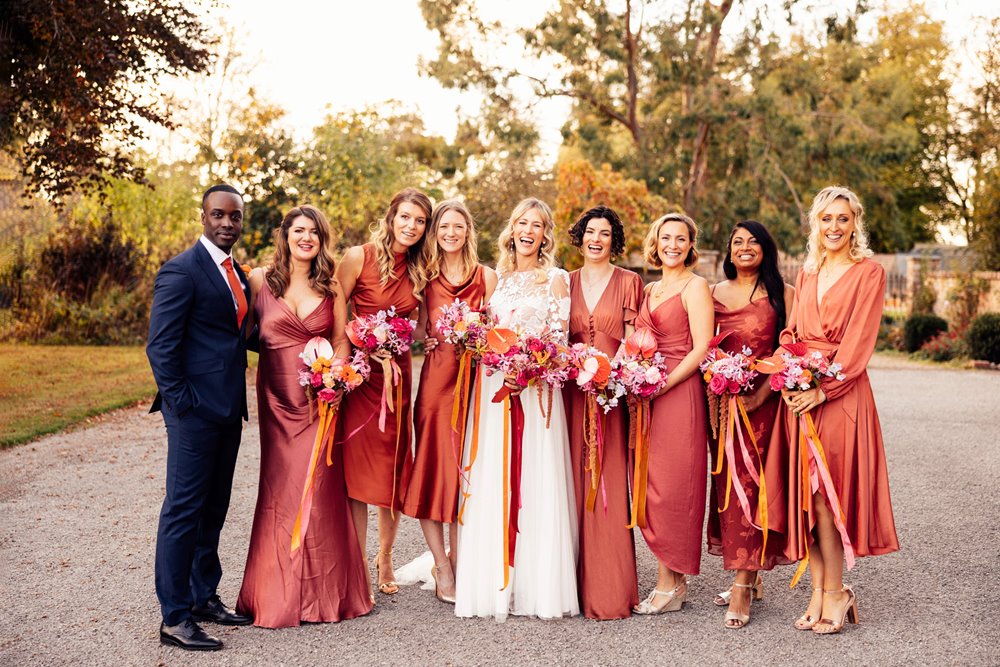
[154,410,242,625]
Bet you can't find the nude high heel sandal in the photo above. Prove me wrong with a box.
[794,587,824,630]
[431,564,455,604]
[812,586,859,635]
[714,572,763,606]
[724,581,758,629]
[374,549,399,595]
[633,578,687,615]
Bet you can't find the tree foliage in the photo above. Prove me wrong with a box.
[0,0,213,202]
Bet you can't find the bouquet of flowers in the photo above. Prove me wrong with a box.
[434,298,497,359]
[345,305,416,357]
[566,344,616,512]
[608,328,669,529]
[700,330,759,440]
[292,337,370,552]
[757,340,852,585]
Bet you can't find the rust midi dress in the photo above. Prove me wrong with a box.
[706,294,787,571]
[341,243,419,511]
[236,287,373,628]
[563,266,641,619]
[403,267,487,522]
[633,283,709,576]
[764,259,899,569]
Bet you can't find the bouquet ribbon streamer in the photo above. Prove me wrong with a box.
[291,400,339,552]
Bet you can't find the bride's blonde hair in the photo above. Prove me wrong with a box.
[496,198,556,283]
[803,185,873,273]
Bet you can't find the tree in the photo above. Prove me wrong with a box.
[1,0,213,202]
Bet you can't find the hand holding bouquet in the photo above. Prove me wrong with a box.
[566,343,616,512]
[700,330,759,440]
[346,306,416,359]
[761,341,845,393]
[434,299,497,359]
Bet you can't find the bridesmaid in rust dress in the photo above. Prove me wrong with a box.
[236,205,372,627]
[631,213,714,616]
[402,200,497,603]
[705,219,794,629]
[765,186,898,634]
[335,188,431,596]
[563,206,642,619]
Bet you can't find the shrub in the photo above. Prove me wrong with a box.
[966,313,1000,363]
[917,331,966,362]
[876,314,905,352]
[947,273,989,334]
[903,313,948,353]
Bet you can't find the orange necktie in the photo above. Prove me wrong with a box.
[222,257,248,328]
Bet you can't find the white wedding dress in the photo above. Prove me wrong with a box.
[454,268,579,621]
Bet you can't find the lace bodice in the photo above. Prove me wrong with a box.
[489,268,570,340]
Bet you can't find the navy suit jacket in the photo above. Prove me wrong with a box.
[146,241,250,424]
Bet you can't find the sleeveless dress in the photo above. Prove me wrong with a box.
[455,268,579,621]
[764,260,899,564]
[341,243,419,510]
[705,293,787,571]
[236,287,373,627]
[633,284,709,575]
[563,266,641,619]
[403,267,488,522]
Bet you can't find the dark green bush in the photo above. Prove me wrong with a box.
[903,313,948,353]
[966,313,1000,363]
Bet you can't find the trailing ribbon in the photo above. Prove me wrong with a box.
[583,394,608,513]
[291,400,339,552]
[384,358,404,518]
[456,362,482,525]
[789,412,856,588]
[711,395,770,565]
[626,398,651,529]
[508,395,525,565]
[501,394,511,590]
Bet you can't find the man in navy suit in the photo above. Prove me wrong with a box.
[147,184,253,651]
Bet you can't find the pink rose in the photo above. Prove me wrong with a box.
[769,374,785,392]
[709,373,728,395]
[727,380,741,394]
[317,388,337,403]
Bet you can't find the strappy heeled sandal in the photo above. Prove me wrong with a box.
[812,586,859,635]
[633,578,687,615]
[724,581,757,629]
[794,586,825,630]
[431,564,456,604]
[374,549,399,595]
[714,572,763,606]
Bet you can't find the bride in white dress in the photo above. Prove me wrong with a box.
[455,198,579,621]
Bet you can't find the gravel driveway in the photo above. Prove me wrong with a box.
[1,354,998,666]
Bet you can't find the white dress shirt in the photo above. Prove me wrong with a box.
[199,235,240,310]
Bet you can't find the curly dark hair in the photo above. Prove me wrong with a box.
[568,206,627,257]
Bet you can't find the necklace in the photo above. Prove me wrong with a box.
[652,275,688,299]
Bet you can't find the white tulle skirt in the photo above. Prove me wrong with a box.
[454,372,580,621]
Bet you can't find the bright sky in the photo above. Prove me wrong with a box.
[160,0,999,164]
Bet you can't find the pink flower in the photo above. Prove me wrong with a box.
[527,337,545,353]
[709,373,728,395]
[727,380,741,394]
[391,318,412,334]
[317,388,337,403]
[769,373,785,391]
[311,372,324,388]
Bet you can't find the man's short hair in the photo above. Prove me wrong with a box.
[202,184,243,207]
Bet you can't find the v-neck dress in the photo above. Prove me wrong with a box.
[403,266,487,522]
[705,293,788,571]
[763,259,899,565]
[236,286,373,627]
[563,266,642,619]
[633,285,709,575]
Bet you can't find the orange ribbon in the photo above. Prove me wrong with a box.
[291,400,338,552]
[626,398,651,529]
[583,394,607,513]
[456,359,482,525]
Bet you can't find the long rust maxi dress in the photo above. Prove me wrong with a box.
[633,282,709,576]
[236,287,373,627]
[403,266,487,522]
[563,266,642,619]
[706,294,788,571]
[764,259,899,569]
[341,243,419,511]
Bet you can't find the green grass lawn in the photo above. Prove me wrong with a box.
[0,344,156,448]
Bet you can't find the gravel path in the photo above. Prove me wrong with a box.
[1,354,998,666]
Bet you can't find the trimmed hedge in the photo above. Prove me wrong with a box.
[903,313,948,353]
[966,313,1000,363]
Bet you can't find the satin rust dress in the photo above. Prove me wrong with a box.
[403,267,487,522]
[706,294,787,571]
[236,287,373,628]
[633,284,708,575]
[341,243,419,510]
[764,259,899,565]
[563,266,641,619]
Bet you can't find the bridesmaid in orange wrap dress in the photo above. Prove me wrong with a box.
[402,200,497,603]
[632,213,714,615]
[335,188,431,597]
[766,186,899,634]
[705,220,794,629]
[563,206,642,619]
[236,205,372,627]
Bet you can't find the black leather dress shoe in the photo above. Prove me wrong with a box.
[159,619,223,651]
[191,594,253,626]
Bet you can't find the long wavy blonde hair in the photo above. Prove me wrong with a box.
[266,205,338,299]
[422,199,480,283]
[496,198,556,283]
[370,187,432,298]
[803,185,874,273]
